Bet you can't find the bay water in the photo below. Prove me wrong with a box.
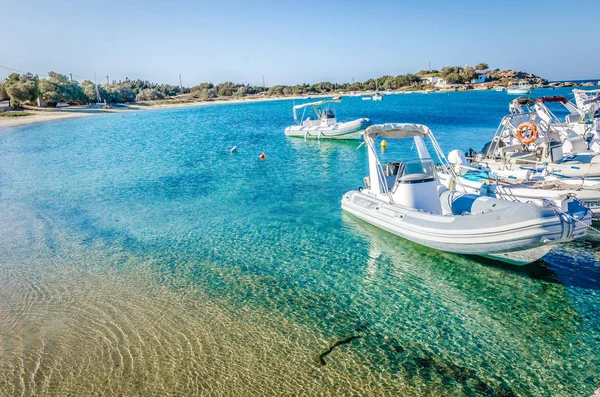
[0,88,598,396]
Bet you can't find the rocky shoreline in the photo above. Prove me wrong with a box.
[424,69,599,92]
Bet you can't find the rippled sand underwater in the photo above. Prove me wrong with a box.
[1,92,599,396]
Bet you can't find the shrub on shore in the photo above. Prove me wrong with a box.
[136,88,165,101]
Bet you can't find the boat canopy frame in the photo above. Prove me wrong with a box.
[292,98,342,125]
[363,123,465,201]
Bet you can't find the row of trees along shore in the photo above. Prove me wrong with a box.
[0,63,491,107]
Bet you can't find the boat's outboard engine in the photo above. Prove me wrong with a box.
[447,149,468,175]
[391,160,443,214]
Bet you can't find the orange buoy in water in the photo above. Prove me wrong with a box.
[259,152,266,160]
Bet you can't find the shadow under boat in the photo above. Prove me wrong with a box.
[342,211,600,291]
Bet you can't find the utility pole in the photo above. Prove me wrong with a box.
[70,73,73,81]
[94,73,102,103]
[106,76,109,84]
[262,76,265,88]
[429,61,431,71]
[179,74,182,89]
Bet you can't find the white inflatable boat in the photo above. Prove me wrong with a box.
[284,98,371,140]
[341,123,591,265]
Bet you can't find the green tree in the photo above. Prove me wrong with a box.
[445,72,462,84]
[81,80,100,102]
[0,82,7,100]
[439,66,455,77]
[136,88,164,101]
[4,73,39,107]
[461,66,477,83]
[475,62,489,71]
[38,72,87,106]
[234,86,248,97]
[215,82,234,96]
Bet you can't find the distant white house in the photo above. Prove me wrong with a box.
[473,71,489,84]
[420,76,448,87]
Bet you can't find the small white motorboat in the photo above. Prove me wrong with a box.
[284,98,371,140]
[372,92,383,101]
[507,82,533,95]
[341,123,590,265]
[362,96,372,101]
[496,86,505,92]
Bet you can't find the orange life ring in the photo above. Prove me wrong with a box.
[516,122,538,145]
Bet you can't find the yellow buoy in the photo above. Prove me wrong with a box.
[381,140,387,149]
[259,152,266,160]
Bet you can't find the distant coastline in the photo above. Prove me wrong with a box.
[2,62,600,129]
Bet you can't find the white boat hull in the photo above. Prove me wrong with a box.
[342,190,588,265]
[284,118,371,140]
[507,88,532,95]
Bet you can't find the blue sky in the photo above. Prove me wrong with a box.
[1,0,598,86]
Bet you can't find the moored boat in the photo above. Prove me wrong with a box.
[440,150,600,220]
[284,98,371,140]
[341,123,591,265]
[468,111,600,179]
[507,82,533,95]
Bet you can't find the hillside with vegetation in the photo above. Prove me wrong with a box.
[0,62,556,109]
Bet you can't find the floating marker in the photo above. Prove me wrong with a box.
[230,146,238,153]
[259,152,266,160]
[381,140,387,149]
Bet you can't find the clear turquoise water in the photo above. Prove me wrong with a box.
[0,89,599,396]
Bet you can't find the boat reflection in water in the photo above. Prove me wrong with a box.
[341,211,599,396]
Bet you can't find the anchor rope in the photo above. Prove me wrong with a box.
[540,197,600,234]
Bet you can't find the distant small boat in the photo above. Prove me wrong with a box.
[424,89,434,94]
[495,86,505,92]
[362,96,372,101]
[507,82,532,95]
[372,82,383,101]
[284,98,371,140]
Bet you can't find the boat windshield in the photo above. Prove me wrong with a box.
[400,159,436,178]
[317,108,335,119]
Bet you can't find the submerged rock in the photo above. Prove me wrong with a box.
[315,334,363,366]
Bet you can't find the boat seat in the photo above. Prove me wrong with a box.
[439,190,513,216]
[498,144,523,156]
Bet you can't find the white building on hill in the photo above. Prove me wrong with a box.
[421,76,448,87]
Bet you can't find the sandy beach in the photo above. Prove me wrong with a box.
[0,94,335,129]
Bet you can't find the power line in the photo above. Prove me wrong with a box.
[0,64,48,77]
[0,63,96,82]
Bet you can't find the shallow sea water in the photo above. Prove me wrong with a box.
[0,89,599,396]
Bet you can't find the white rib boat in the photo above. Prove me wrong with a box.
[341,123,590,265]
[507,82,533,95]
[284,98,371,140]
